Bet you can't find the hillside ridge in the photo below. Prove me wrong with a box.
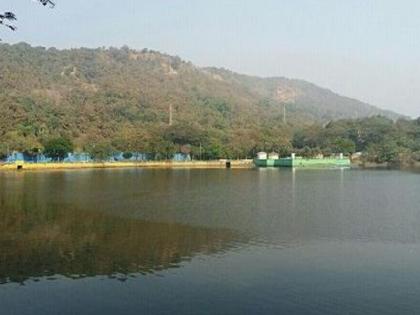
[0,43,403,157]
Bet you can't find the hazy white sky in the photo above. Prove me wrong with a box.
[1,0,419,117]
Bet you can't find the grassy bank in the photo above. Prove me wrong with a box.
[0,160,254,171]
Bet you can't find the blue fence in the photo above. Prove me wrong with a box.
[64,153,92,163]
[110,152,149,162]
[2,151,191,163]
[173,153,192,161]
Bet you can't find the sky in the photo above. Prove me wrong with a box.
[1,0,419,117]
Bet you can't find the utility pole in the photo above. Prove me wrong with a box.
[283,103,287,124]
[277,87,287,124]
[169,104,173,126]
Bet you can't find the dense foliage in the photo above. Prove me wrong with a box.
[292,116,420,165]
[0,43,411,162]
[43,137,73,161]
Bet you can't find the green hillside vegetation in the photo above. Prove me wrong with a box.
[0,43,417,164]
[293,116,420,165]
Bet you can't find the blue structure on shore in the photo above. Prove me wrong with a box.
[5,152,53,163]
[64,153,92,163]
[6,152,24,163]
[111,152,149,162]
[2,151,191,163]
[173,153,191,161]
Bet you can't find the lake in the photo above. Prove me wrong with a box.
[0,168,419,315]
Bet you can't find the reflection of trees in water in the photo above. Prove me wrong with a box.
[0,204,244,284]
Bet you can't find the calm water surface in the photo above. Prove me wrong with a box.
[0,168,419,314]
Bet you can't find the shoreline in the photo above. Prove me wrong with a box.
[353,160,420,170]
[0,160,254,171]
[1,160,418,172]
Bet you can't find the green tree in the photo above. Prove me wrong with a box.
[85,142,113,161]
[332,138,356,155]
[122,152,133,160]
[43,137,73,161]
[301,146,312,158]
[367,140,401,163]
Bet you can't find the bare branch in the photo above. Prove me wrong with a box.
[38,0,55,8]
[1,1,55,37]
[0,12,17,21]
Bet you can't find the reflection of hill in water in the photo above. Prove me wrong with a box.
[2,169,419,285]
[0,204,243,284]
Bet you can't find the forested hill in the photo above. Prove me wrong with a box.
[0,43,402,156]
[204,68,401,121]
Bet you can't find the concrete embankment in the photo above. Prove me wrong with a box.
[0,160,254,171]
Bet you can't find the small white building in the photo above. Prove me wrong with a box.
[257,152,267,160]
[352,152,362,160]
[268,152,279,160]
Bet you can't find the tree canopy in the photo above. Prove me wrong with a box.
[43,137,73,161]
[292,116,420,165]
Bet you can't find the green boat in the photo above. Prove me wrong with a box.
[254,153,351,168]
